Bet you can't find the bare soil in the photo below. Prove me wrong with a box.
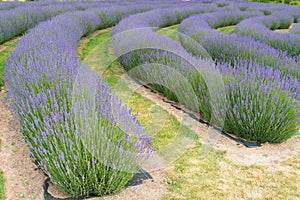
[0,91,45,200]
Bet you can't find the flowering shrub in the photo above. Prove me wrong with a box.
[219,62,300,143]
[5,6,153,197]
[3,2,300,197]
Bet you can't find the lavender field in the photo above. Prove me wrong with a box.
[0,0,299,199]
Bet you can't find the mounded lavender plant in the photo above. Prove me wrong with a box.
[219,61,300,143]
[5,5,154,197]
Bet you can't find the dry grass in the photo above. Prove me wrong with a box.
[163,143,300,199]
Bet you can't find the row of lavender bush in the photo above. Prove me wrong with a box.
[235,12,300,58]
[4,4,156,197]
[0,4,77,44]
[0,1,20,11]
[112,5,220,122]
[0,1,146,45]
[112,5,300,143]
[178,10,300,81]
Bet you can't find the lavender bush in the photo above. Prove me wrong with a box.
[112,6,229,124]
[5,5,154,197]
[219,61,300,142]
[0,1,152,45]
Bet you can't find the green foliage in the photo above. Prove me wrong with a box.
[290,1,300,5]
[223,74,299,143]
[248,0,300,4]
[216,2,229,7]
[0,171,4,200]
[218,26,235,33]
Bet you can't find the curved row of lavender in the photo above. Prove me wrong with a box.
[0,4,79,44]
[4,5,158,197]
[0,1,21,11]
[0,1,153,45]
[112,5,223,122]
[178,10,300,81]
[112,5,300,143]
[235,12,300,58]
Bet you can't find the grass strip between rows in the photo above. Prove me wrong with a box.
[0,39,18,90]
[0,170,4,200]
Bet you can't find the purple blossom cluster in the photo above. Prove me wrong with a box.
[235,13,300,58]
[237,1,299,15]
[4,4,155,197]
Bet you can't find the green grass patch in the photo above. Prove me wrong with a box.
[0,39,18,90]
[0,171,4,200]
[77,29,112,61]
[218,26,235,33]
[157,25,179,41]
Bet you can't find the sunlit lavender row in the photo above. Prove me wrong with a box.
[4,3,159,196]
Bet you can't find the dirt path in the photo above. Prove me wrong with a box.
[0,91,45,200]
